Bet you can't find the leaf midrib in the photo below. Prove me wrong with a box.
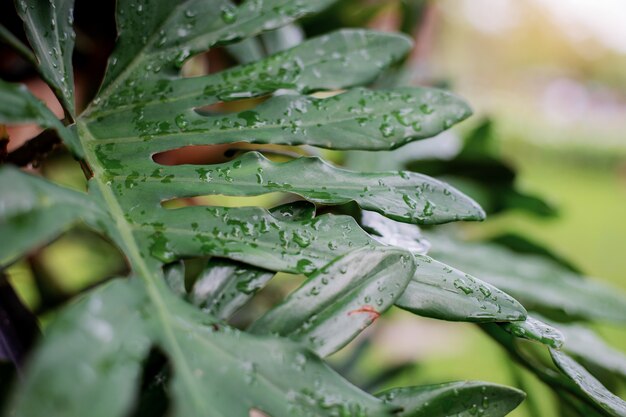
[78,120,209,414]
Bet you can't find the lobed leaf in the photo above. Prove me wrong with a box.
[101,151,484,225]
[377,381,525,417]
[7,278,393,417]
[99,0,337,93]
[89,29,413,116]
[1,1,517,415]
[249,247,416,357]
[85,87,471,152]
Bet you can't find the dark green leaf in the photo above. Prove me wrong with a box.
[89,29,412,117]
[97,151,483,225]
[548,320,626,379]
[99,0,337,93]
[9,278,393,417]
[396,255,527,323]
[377,381,525,417]
[249,247,415,356]
[15,0,76,116]
[500,316,564,348]
[131,205,378,275]
[0,166,103,266]
[550,349,626,417]
[86,87,471,152]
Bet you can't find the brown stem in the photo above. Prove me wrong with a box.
[5,129,61,167]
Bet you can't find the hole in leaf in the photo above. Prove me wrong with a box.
[228,272,305,329]
[153,143,242,166]
[194,95,267,115]
[152,143,307,166]
[128,346,172,417]
[249,408,271,417]
[160,193,299,210]
[181,46,236,78]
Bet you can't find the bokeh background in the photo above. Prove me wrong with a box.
[1,1,625,416]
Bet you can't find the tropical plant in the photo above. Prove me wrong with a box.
[0,1,625,416]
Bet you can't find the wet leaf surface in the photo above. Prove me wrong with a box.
[377,381,525,417]
[249,247,415,357]
[8,278,393,417]
[550,350,626,417]
[15,0,76,116]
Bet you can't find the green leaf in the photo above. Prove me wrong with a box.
[98,0,337,93]
[0,166,103,266]
[86,87,471,152]
[98,151,483,224]
[89,29,412,117]
[376,381,526,417]
[550,349,626,417]
[547,320,626,378]
[132,205,378,274]
[8,278,394,417]
[500,316,564,349]
[396,255,527,323]
[0,80,80,154]
[186,258,274,320]
[249,247,415,357]
[426,233,626,322]
[359,211,526,323]
[2,0,498,414]
[14,0,76,116]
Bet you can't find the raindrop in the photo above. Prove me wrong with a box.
[175,114,189,130]
[220,5,237,23]
[419,103,433,115]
